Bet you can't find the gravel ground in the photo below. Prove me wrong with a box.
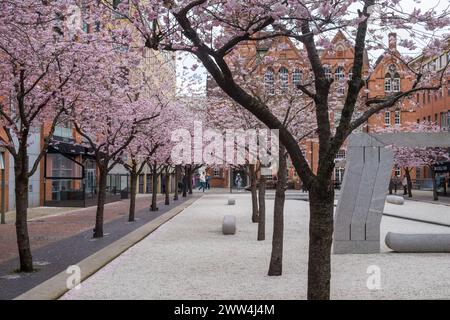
[61,193,450,300]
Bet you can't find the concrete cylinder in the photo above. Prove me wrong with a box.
[385,232,450,252]
[222,215,236,235]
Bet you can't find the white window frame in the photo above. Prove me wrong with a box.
[384,77,392,93]
[279,67,289,93]
[265,68,275,95]
[394,110,401,125]
[392,76,400,92]
[323,65,332,79]
[292,68,302,88]
[385,111,391,126]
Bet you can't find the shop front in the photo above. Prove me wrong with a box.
[44,140,128,207]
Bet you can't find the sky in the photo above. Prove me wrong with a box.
[176,0,450,96]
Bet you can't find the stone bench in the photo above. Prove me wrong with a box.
[385,232,450,252]
[386,195,404,205]
[222,215,236,235]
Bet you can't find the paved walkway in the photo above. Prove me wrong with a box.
[0,193,195,299]
[0,194,162,265]
[62,193,450,300]
[406,189,450,206]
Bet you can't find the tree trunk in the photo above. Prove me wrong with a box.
[249,164,259,223]
[405,167,413,198]
[150,166,159,211]
[94,165,107,238]
[14,152,33,272]
[307,179,335,300]
[187,166,193,194]
[165,168,170,205]
[128,169,138,222]
[431,168,438,201]
[173,165,179,201]
[268,147,287,276]
[257,175,266,241]
[182,172,187,197]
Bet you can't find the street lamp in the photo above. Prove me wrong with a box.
[0,152,5,224]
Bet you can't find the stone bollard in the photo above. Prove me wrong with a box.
[227,198,236,205]
[386,195,404,205]
[386,232,450,252]
[222,215,236,235]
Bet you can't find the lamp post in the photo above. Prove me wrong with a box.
[1,152,5,224]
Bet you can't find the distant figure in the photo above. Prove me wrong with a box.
[301,181,307,193]
[402,176,408,195]
[393,175,399,194]
[205,173,211,190]
[198,172,206,192]
[235,173,242,191]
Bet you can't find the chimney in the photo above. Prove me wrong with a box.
[388,33,397,51]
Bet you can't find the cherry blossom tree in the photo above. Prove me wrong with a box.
[71,42,162,237]
[0,0,105,272]
[390,122,450,200]
[105,0,449,299]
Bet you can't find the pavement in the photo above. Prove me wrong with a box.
[402,189,450,206]
[61,193,450,300]
[0,193,196,300]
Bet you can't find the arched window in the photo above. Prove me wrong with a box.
[265,68,275,95]
[385,64,400,93]
[292,68,302,89]
[323,65,332,79]
[384,73,392,92]
[279,67,289,93]
[392,72,400,92]
[334,66,345,81]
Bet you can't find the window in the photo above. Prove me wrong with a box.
[416,93,420,104]
[447,80,450,96]
[384,73,392,93]
[292,68,302,89]
[447,111,450,131]
[334,66,345,81]
[348,66,353,80]
[335,149,346,160]
[385,111,391,126]
[279,67,289,93]
[54,122,73,139]
[213,168,220,177]
[394,110,401,125]
[264,68,275,95]
[435,113,438,124]
[323,65,332,79]
[439,54,446,70]
[394,167,401,177]
[392,73,400,92]
[385,65,400,93]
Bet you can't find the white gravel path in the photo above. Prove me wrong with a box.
[61,194,450,300]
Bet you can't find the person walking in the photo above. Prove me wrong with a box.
[198,172,206,192]
[235,173,242,191]
[402,175,408,195]
[205,173,211,190]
